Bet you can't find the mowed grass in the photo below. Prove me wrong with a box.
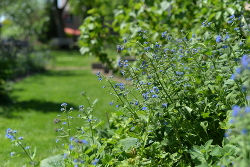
[0,50,117,166]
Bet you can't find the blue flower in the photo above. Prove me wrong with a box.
[77,139,88,144]
[18,136,24,140]
[229,15,235,19]
[241,129,248,135]
[215,35,222,43]
[63,153,68,159]
[236,67,241,74]
[123,38,127,43]
[117,45,123,52]
[142,92,149,100]
[230,74,236,80]
[92,159,99,165]
[6,128,13,134]
[152,94,158,98]
[241,54,249,68]
[245,107,250,113]
[224,34,230,40]
[162,32,167,38]
[10,152,15,156]
[6,134,15,140]
[118,59,124,68]
[162,103,167,108]
[61,103,67,107]
[142,107,147,110]
[120,70,125,75]
[25,146,30,150]
[224,129,232,137]
[232,105,240,117]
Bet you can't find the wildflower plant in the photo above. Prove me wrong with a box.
[5,12,250,166]
[50,93,106,166]
[5,128,37,166]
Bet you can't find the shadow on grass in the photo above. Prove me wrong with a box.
[0,70,91,118]
[14,100,78,113]
[0,100,79,118]
[44,69,91,77]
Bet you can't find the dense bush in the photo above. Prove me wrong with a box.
[0,39,51,105]
[5,10,250,166]
[79,0,245,69]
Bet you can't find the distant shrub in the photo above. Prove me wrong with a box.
[0,38,51,105]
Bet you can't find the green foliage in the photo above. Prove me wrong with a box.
[4,1,250,166]
[79,14,115,67]
[78,0,125,68]
[0,40,50,105]
[0,0,49,39]
[79,0,245,69]
[40,154,64,167]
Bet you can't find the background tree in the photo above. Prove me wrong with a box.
[0,0,49,40]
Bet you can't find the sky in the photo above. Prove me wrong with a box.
[0,15,5,23]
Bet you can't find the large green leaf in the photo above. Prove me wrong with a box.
[40,154,64,167]
[118,137,139,151]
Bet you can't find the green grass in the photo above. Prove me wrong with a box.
[49,50,100,67]
[0,50,117,166]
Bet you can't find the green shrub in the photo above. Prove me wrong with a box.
[0,39,51,105]
[5,10,250,167]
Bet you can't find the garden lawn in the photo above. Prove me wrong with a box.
[0,50,116,166]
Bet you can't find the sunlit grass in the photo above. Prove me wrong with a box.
[0,50,117,166]
[48,50,99,67]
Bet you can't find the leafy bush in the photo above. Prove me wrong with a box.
[79,0,245,69]
[5,12,250,167]
[0,39,51,105]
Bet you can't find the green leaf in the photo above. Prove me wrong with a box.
[87,23,95,30]
[137,110,148,121]
[40,154,64,167]
[185,106,193,113]
[222,137,230,147]
[80,47,90,55]
[201,113,210,118]
[204,139,213,151]
[223,144,238,155]
[170,152,182,162]
[31,146,37,160]
[210,145,223,156]
[118,137,139,151]
[223,79,235,86]
[160,1,171,11]
[227,7,235,15]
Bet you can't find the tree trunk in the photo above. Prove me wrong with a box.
[52,0,67,38]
